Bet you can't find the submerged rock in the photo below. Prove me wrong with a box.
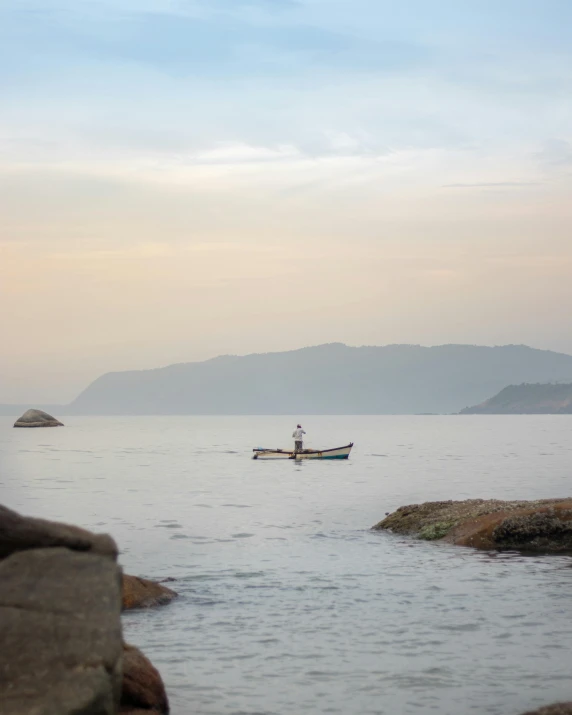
[122,574,178,610]
[373,498,572,552]
[120,643,169,714]
[13,408,64,428]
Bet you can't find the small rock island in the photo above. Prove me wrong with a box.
[373,498,572,552]
[13,409,64,428]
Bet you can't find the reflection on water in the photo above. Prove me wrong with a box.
[1,415,572,715]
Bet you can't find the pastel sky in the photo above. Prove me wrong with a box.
[2,0,572,402]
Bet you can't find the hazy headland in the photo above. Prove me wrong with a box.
[461,383,572,414]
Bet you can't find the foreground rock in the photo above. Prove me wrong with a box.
[122,574,178,610]
[0,545,122,715]
[373,498,572,552]
[521,705,572,714]
[14,408,64,427]
[120,644,169,714]
[0,505,171,715]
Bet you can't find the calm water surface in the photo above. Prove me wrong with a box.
[1,415,572,715]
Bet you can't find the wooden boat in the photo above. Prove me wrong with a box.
[252,443,353,460]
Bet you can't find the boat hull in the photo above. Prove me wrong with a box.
[252,443,353,460]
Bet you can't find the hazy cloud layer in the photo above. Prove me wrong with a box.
[1,0,572,401]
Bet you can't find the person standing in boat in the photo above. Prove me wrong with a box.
[293,424,306,453]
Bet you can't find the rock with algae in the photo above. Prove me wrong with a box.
[373,498,572,552]
[418,521,458,540]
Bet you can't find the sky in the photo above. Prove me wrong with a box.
[1,0,572,403]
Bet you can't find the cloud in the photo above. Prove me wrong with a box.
[1,1,432,81]
[4,0,572,177]
[535,139,572,169]
[190,142,301,164]
[443,181,541,188]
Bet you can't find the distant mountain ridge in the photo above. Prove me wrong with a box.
[24,342,572,415]
[4,343,572,416]
[461,383,572,414]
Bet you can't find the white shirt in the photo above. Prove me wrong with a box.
[292,428,306,440]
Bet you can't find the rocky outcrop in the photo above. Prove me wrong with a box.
[0,506,170,715]
[521,705,572,714]
[120,644,169,714]
[373,498,572,552]
[14,408,64,427]
[122,575,178,610]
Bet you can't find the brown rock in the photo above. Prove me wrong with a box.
[0,503,118,561]
[122,574,178,610]
[120,643,169,714]
[373,498,572,552]
[448,502,572,551]
[521,705,572,715]
[14,408,64,427]
[0,547,123,715]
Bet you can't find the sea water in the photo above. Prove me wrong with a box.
[2,415,572,715]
